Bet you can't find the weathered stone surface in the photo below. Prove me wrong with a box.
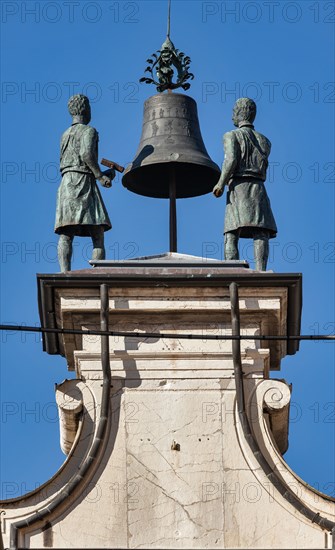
[1,259,333,549]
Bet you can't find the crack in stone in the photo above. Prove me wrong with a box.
[151,447,194,490]
[128,453,204,530]
[128,452,160,483]
[129,508,175,526]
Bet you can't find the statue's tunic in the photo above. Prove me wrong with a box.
[55,124,111,236]
[223,125,277,238]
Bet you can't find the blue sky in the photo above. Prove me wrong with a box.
[0,0,334,500]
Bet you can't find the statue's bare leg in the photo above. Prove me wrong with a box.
[90,226,105,261]
[58,234,74,272]
[224,231,239,260]
[254,231,269,271]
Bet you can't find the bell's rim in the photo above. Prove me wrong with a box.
[122,161,220,199]
[123,155,220,173]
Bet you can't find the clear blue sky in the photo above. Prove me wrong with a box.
[0,0,334,500]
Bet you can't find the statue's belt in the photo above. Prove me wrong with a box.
[232,175,266,183]
[61,167,93,176]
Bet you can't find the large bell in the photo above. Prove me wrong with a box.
[122,93,220,199]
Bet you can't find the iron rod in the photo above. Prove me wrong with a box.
[0,324,334,341]
[9,286,112,548]
[229,282,245,415]
[169,168,177,252]
[167,0,171,38]
[229,282,335,535]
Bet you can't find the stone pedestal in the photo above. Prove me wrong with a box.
[1,254,334,549]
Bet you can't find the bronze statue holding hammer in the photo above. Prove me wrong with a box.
[55,94,123,272]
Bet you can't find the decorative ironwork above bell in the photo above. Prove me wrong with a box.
[122,92,220,199]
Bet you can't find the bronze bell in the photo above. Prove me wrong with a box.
[122,93,220,199]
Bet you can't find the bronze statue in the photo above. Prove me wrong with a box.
[55,95,114,272]
[213,98,277,271]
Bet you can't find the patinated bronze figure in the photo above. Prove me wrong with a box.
[55,95,114,272]
[213,98,277,271]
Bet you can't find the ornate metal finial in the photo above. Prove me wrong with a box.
[140,0,194,93]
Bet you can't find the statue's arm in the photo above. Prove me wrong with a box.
[80,127,104,179]
[213,132,238,197]
[81,128,113,188]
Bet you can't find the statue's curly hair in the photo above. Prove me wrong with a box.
[68,94,90,116]
[234,98,257,123]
